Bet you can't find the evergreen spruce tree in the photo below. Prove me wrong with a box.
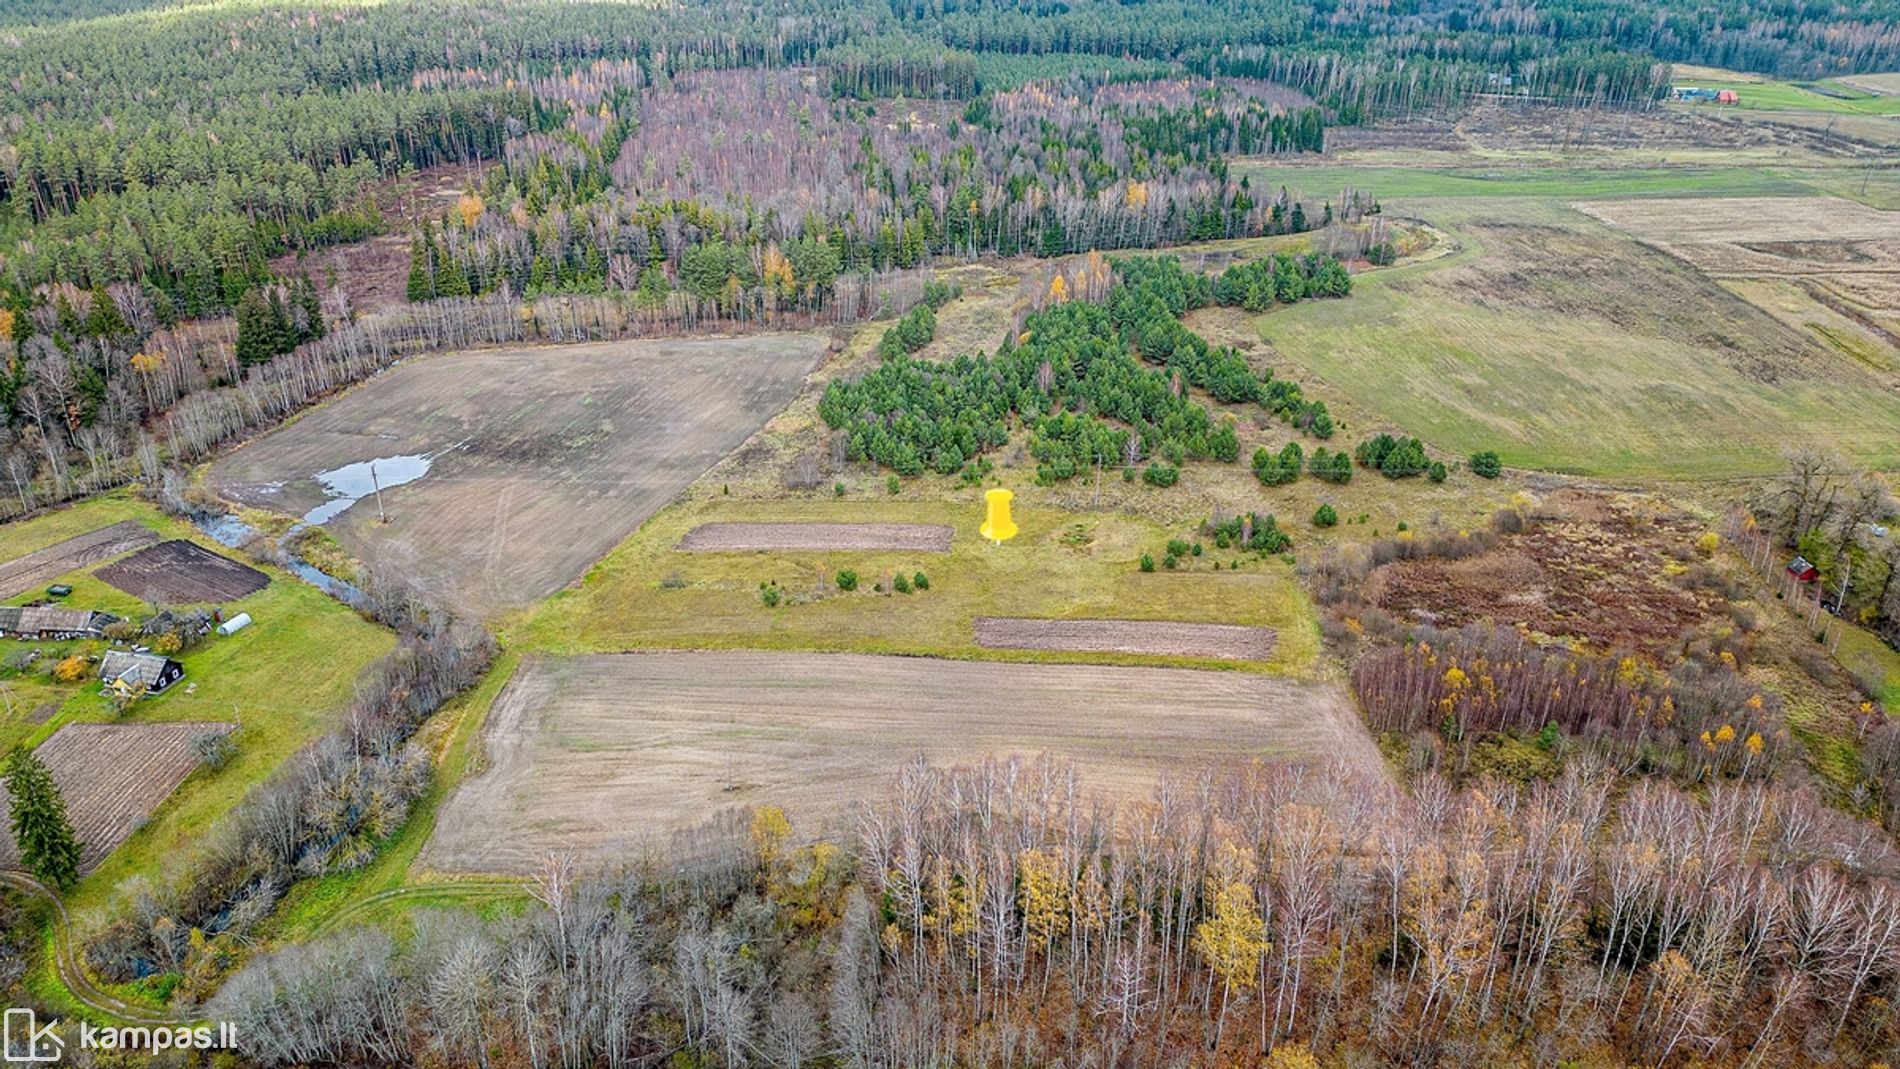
[265,286,294,356]
[85,285,130,339]
[6,746,81,890]
[295,272,326,343]
[233,286,271,366]
[406,236,434,303]
[637,264,670,306]
[437,258,472,298]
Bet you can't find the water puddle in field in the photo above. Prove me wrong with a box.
[303,453,436,525]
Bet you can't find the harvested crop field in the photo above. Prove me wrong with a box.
[96,539,269,604]
[1255,199,1900,476]
[1575,196,1900,339]
[0,722,231,873]
[974,617,1276,660]
[0,520,156,599]
[423,652,1377,873]
[1575,196,1899,261]
[1321,102,1854,161]
[678,522,953,552]
[210,335,826,617]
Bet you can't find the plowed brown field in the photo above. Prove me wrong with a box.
[423,651,1379,873]
[0,521,156,599]
[210,336,825,617]
[0,722,230,873]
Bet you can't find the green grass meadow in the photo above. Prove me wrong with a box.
[1246,201,1900,481]
[1672,78,1900,116]
[509,491,1324,679]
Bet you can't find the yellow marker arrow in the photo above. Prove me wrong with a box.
[980,488,1018,544]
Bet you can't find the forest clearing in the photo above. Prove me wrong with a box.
[210,335,825,617]
[421,651,1378,873]
[1359,493,1725,652]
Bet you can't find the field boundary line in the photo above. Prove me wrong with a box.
[303,880,528,940]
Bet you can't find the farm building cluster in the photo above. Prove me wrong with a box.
[0,603,248,700]
[100,650,185,698]
[1670,86,1741,103]
[0,534,270,705]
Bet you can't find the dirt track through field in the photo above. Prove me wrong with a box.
[974,617,1277,660]
[97,540,270,604]
[210,336,825,617]
[424,652,1380,873]
[678,522,954,552]
[0,722,231,873]
[0,521,156,599]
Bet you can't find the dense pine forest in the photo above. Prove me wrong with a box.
[0,0,1893,527]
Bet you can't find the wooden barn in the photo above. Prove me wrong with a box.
[1787,556,1820,582]
[99,650,185,697]
[0,605,120,640]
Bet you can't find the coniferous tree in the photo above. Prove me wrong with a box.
[233,286,273,366]
[406,237,435,303]
[437,255,472,298]
[294,273,326,343]
[85,286,129,340]
[264,287,293,355]
[6,746,81,890]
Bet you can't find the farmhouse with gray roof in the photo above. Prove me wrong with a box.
[98,650,184,696]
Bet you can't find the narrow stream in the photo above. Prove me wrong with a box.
[197,513,364,605]
[197,449,449,606]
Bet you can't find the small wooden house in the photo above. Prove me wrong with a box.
[1787,556,1820,582]
[99,650,184,697]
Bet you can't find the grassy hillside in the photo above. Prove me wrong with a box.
[1252,200,1900,480]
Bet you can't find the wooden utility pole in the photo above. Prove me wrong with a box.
[370,461,387,523]
[1837,554,1854,621]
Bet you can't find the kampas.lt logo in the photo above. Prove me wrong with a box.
[3,1009,62,1063]
[4,1008,236,1061]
